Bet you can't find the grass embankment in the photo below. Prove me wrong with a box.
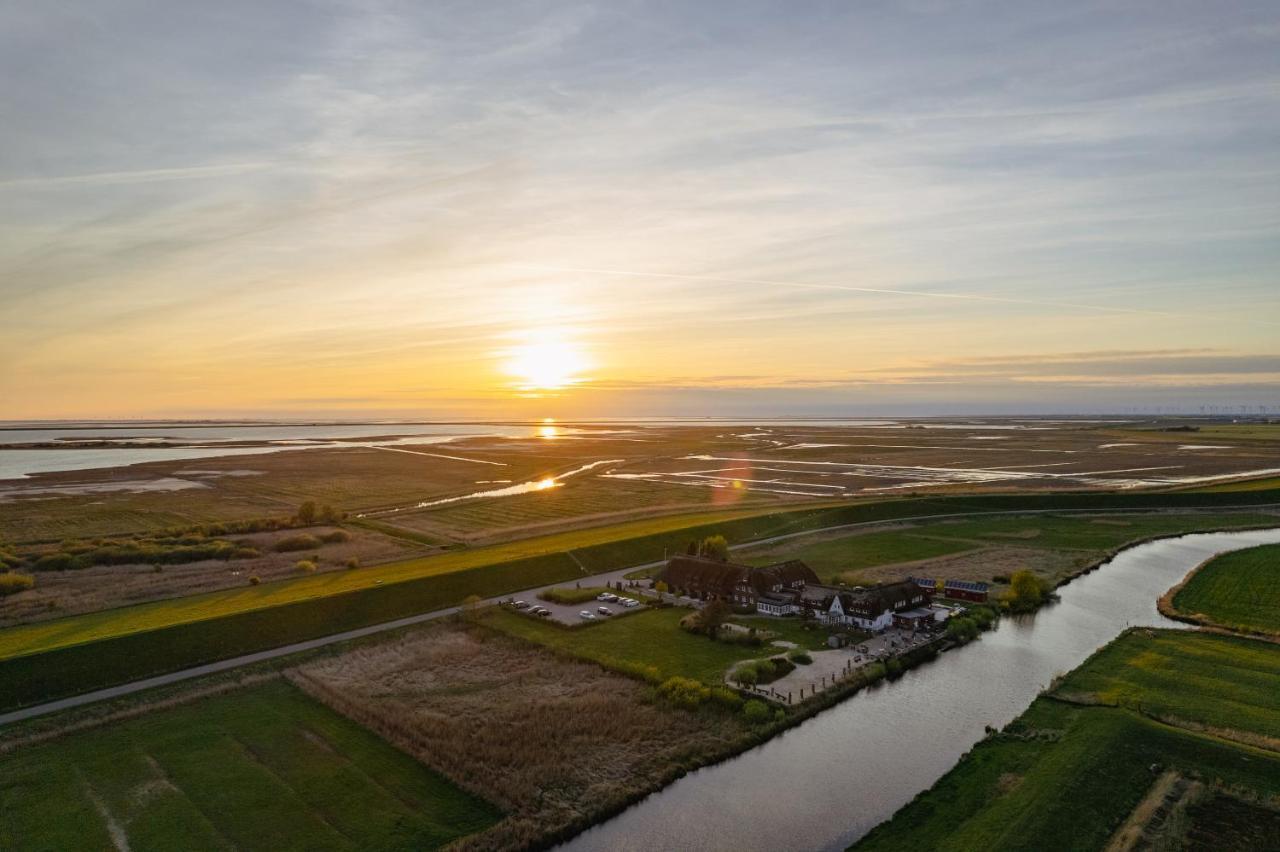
[1170,543,1280,637]
[3,488,1278,711]
[0,678,501,851]
[855,630,1280,851]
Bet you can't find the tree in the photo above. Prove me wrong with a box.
[697,598,732,636]
[734,666,758,687]
[699,534,729,562]
[686,540,698,555]
[296,501,318,525]
[461,594,483,621]
[654,580,669,594]
[1002,569,1050,613]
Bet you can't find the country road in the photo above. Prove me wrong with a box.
[2,502,1276,727]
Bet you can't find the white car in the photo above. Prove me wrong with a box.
[597,592,617,602]
[597,606,613,616]
[513,600,529,609]
[624,598,640,607]
[579,610,596,620]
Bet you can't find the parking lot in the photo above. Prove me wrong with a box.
[498,566,654,626]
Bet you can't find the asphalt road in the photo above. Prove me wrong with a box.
[3,502,1275,727]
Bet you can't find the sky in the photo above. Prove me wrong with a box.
[1,1,1278,419]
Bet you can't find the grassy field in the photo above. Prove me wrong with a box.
[1055,629,1280,738]
[728,615,846,651]
[0,679,501,851]
[1171,544,1280,635]
[915,512,1278,552]
[738,528,980,582]
[855,630,1280,851]
[485,607,783,684]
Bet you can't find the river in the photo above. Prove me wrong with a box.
[561,527,1280,852]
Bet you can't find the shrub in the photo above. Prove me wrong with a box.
[231,547,260,560]
[296,501,318,525]
[709,687,743,710]
[295,560,317,573]
[539,586,607,605]
[742,699,771,724]
[1001,570,1052,613]
[886,657,904,678]
[733,666,758,687]
[787,650,813,665]
[345,557,360,569]
[657,676,711,709]
[248,575,261,585]
[33,553,84,571]
[0,572,35,596]
[615,661,663,684]
[274,534,323,553]
[319,530,351,544]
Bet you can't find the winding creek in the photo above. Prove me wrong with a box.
[561,527,1280,852]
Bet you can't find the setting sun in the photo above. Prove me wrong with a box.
[502,331,590,391]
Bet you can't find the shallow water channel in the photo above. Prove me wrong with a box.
[561,527,1280,852]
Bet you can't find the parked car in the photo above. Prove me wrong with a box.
[513,600,529,609]
[536,609,552,617]
[579,610,596,620]
[597,606,613,616]
[618,597,639,607]
[597,592,617,602]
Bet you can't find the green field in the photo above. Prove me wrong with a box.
[486,607,784,684]
[1053,630,1280,737]
[916,512,1278,552]
[738,528,979,581]
[728,615,848,651]
[1172,544,1280,635]
[855,630,1280,851]
[0,679,501,851]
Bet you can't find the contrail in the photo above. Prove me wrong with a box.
[509,264,1279,326]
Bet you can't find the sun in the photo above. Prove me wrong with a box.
[502,330,590,391]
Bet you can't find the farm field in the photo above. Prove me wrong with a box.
[289,622,750,849]
[737,527,979,582]
[1171,543,1280,635]
[855,630,1280,851]
[0,678,501,852]
[484,606,783,684]
[915,512,1280,552]
[732,511,1280,590]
